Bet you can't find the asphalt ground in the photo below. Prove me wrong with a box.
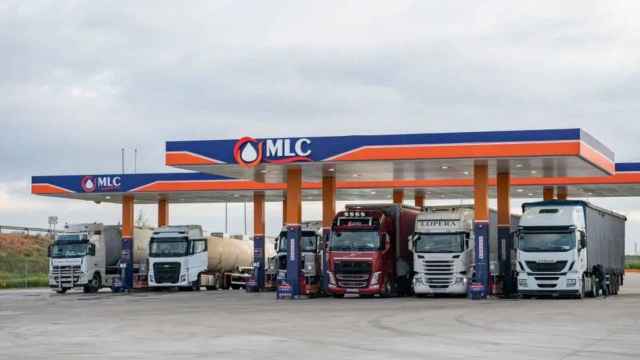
[1,274,639,360]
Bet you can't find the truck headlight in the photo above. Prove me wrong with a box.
[180,274,187,283]
[566,279,577,287]
[327,271,337,286]
[518,279,528,288]
[454,277,465,284]
[149,273,154,283]
[370,272,382,286]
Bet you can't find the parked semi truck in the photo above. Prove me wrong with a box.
[48,223,152,294]
[266,221,323,295]
[410,206,520,296]
[148,226,253,290]
[516,200,626,298]
[327,204,419,298]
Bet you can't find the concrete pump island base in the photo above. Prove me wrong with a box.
[1,276,640,360]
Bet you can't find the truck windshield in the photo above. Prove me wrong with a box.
[51,241,89,258]
[329,231,380,251]
[150,237,189,257]
[519,232,576,252]
[277,233,317,253]
[414,233,465,253]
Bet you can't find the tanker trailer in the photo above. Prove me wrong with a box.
[148,225,253,290]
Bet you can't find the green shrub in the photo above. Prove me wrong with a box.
[625,262,640,270]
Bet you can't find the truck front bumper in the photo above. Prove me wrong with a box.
[327,284,382,296]
[413,276,468,295]
[148,273,190,287]
[49,273,89,288]
[517,273,581,297]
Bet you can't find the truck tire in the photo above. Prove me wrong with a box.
[332,294,344,298]
[89,273,101,293]
[192,276,201,291]
[380,279,393,298]
[56,288,68,294]
[577,276,585,299]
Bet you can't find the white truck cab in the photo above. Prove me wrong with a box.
[411,206,474,295]
[48,223,112,294]
[148,225,207,290]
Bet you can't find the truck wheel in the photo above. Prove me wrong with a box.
[332,294,344,298]
[88,273,101,293]
[380,279,393,298]
[192,277,201,291]
[231,284,240,290]
[56,288,67,294]
[586,276,596,298]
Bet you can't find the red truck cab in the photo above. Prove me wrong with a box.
[326,204,418,298]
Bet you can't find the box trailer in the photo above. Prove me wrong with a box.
[517,200,626,298]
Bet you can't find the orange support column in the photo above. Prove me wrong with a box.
[284,167,303,298]
[473,162,489,299]
[393,190,404,205]
[497,172,515,297]
[414,191,425,208]
[158,199,168,227]
[543,187,555,201]
[252,192,266,290]
[557,186,568,200]
[322,176,336,231]
[286,168,302,225]
[121,195,135,290]
[321,175,336,293]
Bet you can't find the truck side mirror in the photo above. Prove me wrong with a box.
[579,232,586,249]
[47,245,52,258]
[408,235,414,251]
[88,243,96,256]
[385,235,391,250]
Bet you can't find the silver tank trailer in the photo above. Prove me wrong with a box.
[103,226,154,267]
[206,236,253,273]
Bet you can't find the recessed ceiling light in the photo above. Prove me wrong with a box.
[352,173,360,178]
[517,189,524,193]
[528,193,534,196]
[233,194,240,198]
[463,171,470,175]
[531,170,537,174]
[260,169,267,174]
[328,168,335,172]
[587,192,593,196]
[441,165,449,170]
[516,164,524,168]
[105,196,111,200]
[426,191,432,195]
[371,191,376,195]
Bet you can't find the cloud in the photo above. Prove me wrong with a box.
[1,1,640,252]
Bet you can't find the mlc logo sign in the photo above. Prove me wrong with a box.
[233,137,312,168]
[80,176,122,192]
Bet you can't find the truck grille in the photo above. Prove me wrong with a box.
[422,260,454,289]
[334,261,372,274]
[336,274,369,288]
[526,261,567,273]
[153,262,181,284]
[52,265,82,285]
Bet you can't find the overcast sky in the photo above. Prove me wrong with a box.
[1,1,639,253]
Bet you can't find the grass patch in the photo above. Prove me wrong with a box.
[626,262,640,270]
[0,272,48,288]
[0,233,50,289]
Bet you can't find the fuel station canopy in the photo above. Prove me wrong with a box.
[165,129,614,183]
